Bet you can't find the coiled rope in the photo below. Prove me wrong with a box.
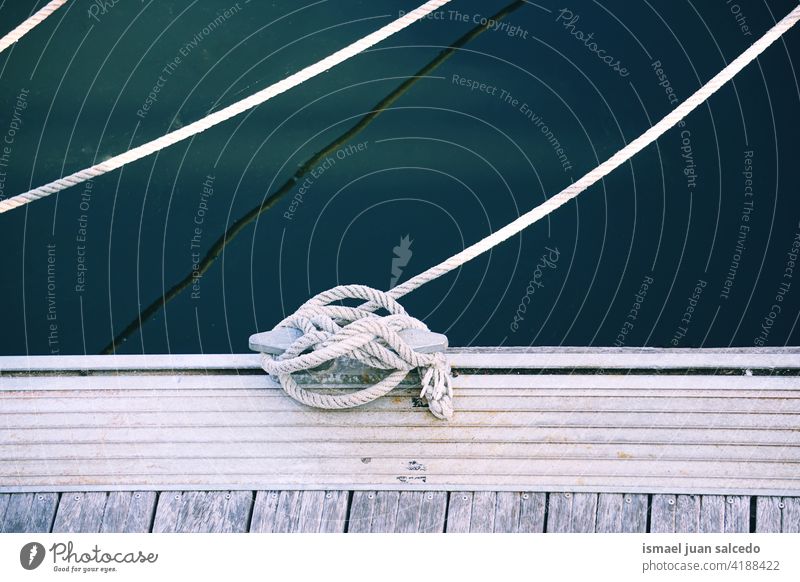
[0,0,452,214]
[0,0,69,55]
[261,285,454,420]
[1,2,798,417]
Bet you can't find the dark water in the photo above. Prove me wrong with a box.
[0,0,798,356]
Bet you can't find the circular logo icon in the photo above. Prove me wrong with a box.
[20,542,46,570]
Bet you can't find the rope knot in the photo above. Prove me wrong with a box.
[420,352,454,420]
[260,284,454,419]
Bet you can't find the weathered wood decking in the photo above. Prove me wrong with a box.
[1,348,798,532]
[1,490,799,533]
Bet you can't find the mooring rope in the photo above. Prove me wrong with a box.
[0,0,452,214]
[385,4,800,305]
[261,285,454,419]
[0,0,69,55]
[100,0,526,356]
[262,4,800,419]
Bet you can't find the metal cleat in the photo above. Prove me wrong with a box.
[249,327,448,355]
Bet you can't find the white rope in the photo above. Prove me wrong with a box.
[262,4,800,418]
[0,0,452,214]
[0,0,69,55]
[261,285,454,419]
[387,4,800,303]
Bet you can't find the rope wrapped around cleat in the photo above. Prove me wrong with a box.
[260,285,454,420]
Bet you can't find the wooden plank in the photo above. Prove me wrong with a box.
[493,492,521,533]
[249,491,280,532]
[5,425,795,448]
[456,375,800,391]
[756,497,783,532]
[319,491,349,533]
[370,491,400,533]
[152,491,252,533]
[0,376,278,391]
[448,347,800,370]
[3,387,798,400]
[250,490,348,533]
[724,495,750,533]
[8,476,798,496]
[699,495,725,532]
[5,411,800,432]
[13,441,800,464]
[445,491,542,533]
[273,491,303,533]
[445,492,473,533]
[6,388,798,421]
[675,495,701,533]
[570,493,597,533]
[7,399,799,427]
[395,492,423,533]
[153,491,201,533]
[396,491,446,533]
[462,491,547,533]
[294,491,326,533]
[650,495,676,533]
[4,348,798,373]
[0,493,58,532]
[0,494,8,528]
[347,491,376,533]
[519,492,546,533]
[346,490,404,533]
[52,492,108,533]
[546,492,573,533]
[4,373,799,393]
[0,354,262,372]
[100,492,157,533]
[622,494,649,533]
[8,457,798,483]
[468,492,497,533]
[782,497,800,533]
[13,391,800,413]
[596,494,623,532]
[595,494,648,533]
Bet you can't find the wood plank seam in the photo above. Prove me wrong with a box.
[343,491,355,533]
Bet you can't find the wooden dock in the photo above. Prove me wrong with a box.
[1,348,798,533]
[1,490,799,533]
